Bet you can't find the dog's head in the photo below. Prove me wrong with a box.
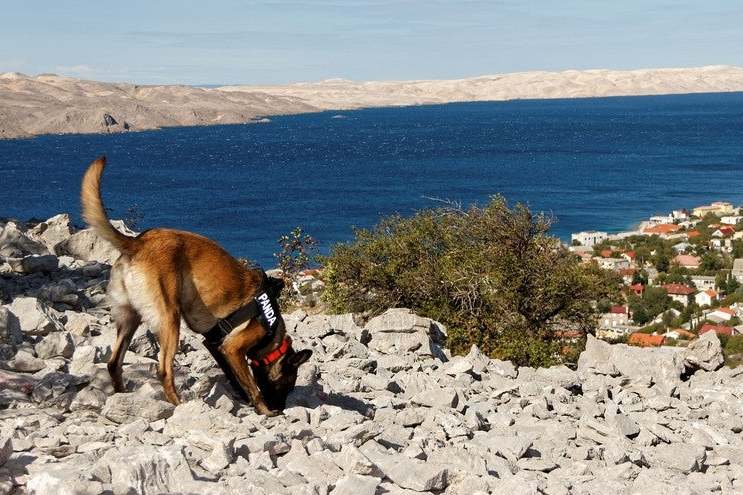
[252,341,312,411]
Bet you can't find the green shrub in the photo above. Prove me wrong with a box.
[628,287,672,325]
[724,335,743,354]
[723,335,743,367]
[321,196,620,367]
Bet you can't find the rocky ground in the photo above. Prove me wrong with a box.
[1,215,742,494]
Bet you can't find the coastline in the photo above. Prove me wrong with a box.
[3,65,743,140]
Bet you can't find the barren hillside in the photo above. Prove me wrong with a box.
[2,65,743,139]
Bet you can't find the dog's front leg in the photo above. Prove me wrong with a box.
[220,322,278,416]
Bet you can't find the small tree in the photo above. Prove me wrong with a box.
[632,269,648,286]
[629,286,672,324]
[123,203,144,230]
[274,227,317,279]
[700,252,723,272]
[322,196,620,367]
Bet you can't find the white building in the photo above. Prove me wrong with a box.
[707,307,734,322]
[571,231,608,247]
[648,215,674,226]
[677,220,698,229]
[732,259,743,283]
[663,284,695,307]
[693,202,735,218]
[690,275,716,291]
[721,215,743,225]
[673,242,691,253]
[695,289,718,307]
[672,210,689,221]
[709,238,733,253]
[595,257,630,271]
[599,311,630,329]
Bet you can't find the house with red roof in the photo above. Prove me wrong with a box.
[687,230,701,239]
[673,254,701,270]
[644,224,680,236]
[699,324,738,337]
[630,283,644,296]
[610,305,628,314]
[662,283,696,306]
[628,333,665,347]
[707,307,736,324]
[717,307,736,316]
[599,305,631,331]
[712,226,735,237]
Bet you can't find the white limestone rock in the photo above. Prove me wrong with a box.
[98,444,196,495]
[27,213,74,253]
[682,330,724,372]
[11,349,45,372]
[26,462,104,495]
[55,220,134,264]
[333,474,381,495]
[0,221,48,257]
[102,393,175,424]
[7,296,63,335]
[35,331,74,359]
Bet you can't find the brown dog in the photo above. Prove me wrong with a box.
[81,156,311,416]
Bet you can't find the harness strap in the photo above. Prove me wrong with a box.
[203,271,285,346]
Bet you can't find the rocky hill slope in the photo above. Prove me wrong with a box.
[0,72,317,139]
[3,65,743,139]
[223,65,743,111]
[1,214,742,494]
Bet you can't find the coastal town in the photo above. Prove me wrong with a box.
[570,201,743,360]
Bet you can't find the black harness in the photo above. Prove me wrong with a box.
[201,271,285,401]
[203,271,284,349]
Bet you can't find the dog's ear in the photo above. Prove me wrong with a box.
[267,276,285,293]
[287,349,312,368]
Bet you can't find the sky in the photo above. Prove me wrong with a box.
[1,0,742,86]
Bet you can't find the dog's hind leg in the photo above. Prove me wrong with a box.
[146,269,183,406]
[157,308,182,405]
[108,304,141,393]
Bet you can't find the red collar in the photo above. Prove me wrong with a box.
[251,337,290,368]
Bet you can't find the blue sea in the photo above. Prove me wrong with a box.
[2,92,743,266]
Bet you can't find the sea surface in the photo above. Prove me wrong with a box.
[2,92,743,266]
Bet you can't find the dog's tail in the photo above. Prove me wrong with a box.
[81,156,138,255]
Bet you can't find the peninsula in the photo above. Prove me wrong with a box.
[2,65,743,139]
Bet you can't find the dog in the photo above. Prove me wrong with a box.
[81,156,312,416]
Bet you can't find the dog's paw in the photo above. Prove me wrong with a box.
[256,404,281,417]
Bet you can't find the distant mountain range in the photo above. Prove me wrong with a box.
[2,65,743,139]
